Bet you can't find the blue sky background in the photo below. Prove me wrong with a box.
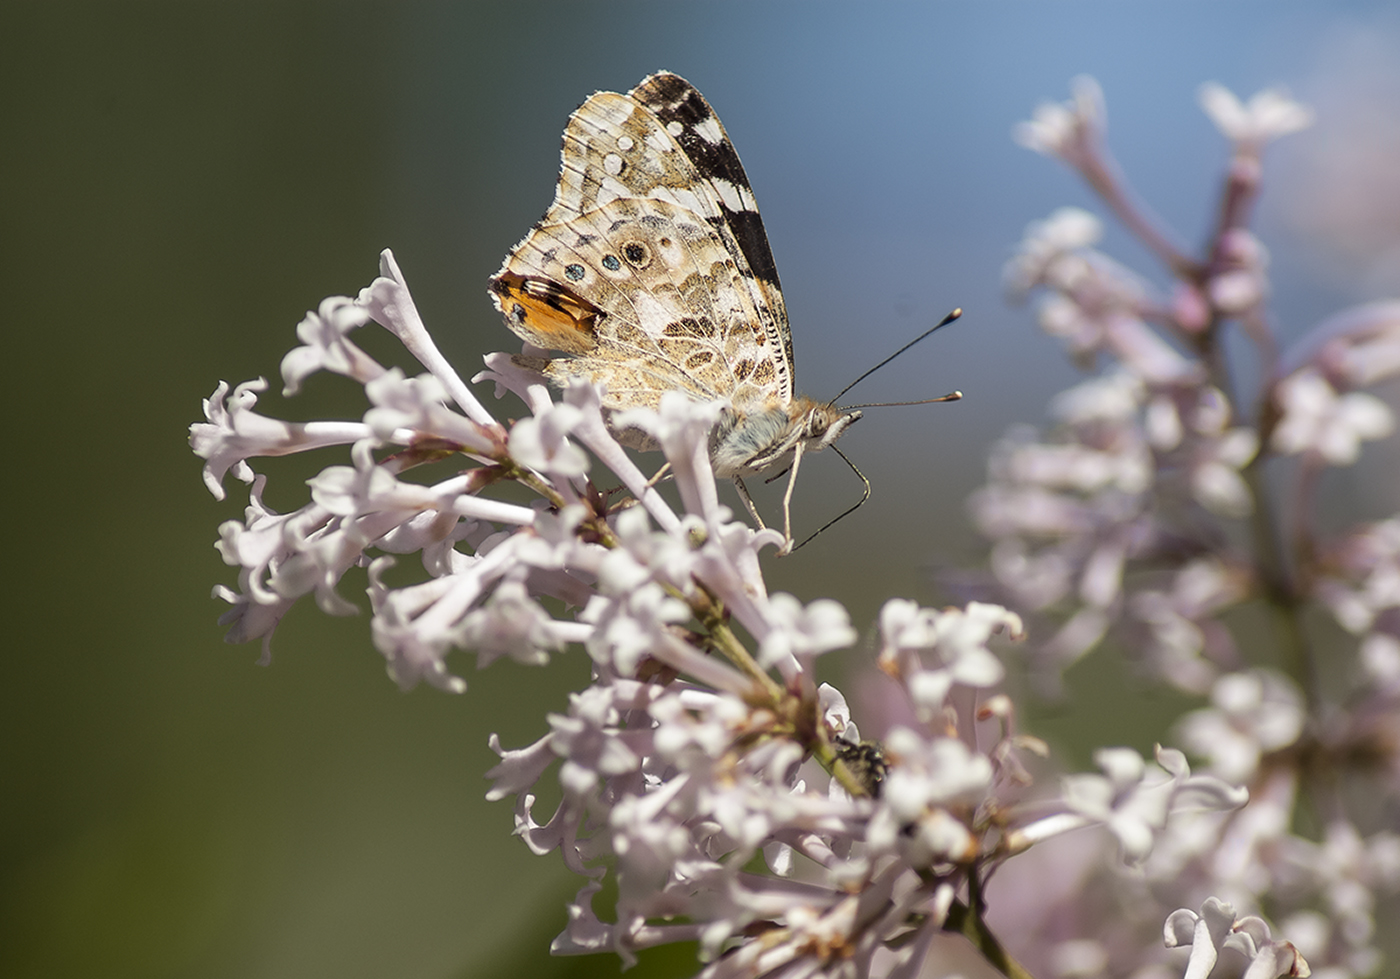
[3,4,1399,978]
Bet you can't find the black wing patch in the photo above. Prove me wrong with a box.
[630,73,784,293]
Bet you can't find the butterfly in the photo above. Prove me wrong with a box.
[489,71,861,552]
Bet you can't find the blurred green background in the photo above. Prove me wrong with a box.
[4,3,1398,977]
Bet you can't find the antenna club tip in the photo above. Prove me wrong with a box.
[950,308,963,319]
[951,390,964,401]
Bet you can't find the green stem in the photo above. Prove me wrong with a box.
[1240,454,1317,710]
[687,584,877,795]
[1193,302,1315,707]
[690,588,787,704]
[944,881,1036,979]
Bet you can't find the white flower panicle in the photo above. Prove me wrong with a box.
[195,250,1260,979]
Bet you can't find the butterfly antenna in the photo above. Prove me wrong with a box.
[831,308,962,404]
[841,391,963,411]
[789,446,870,553]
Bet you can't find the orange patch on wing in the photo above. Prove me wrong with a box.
[491,272,601,354]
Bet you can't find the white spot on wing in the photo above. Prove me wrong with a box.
[603,153,624,176]
[596,175,630,208]
[648,185,708,217]
[711,177,750,214]
[665,121,684,137]
[656,236,685,268]
[616,135,634,151]
[693,115,724,144]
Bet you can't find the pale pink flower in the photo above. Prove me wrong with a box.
[1271,368,1394,465]
[1199,83,1314,147]
[1015,76,1107,169]
[1177,671,1305,783]
[1164,897,1310,979]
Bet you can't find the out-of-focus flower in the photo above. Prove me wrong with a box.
[1287,301,1400,389]
[1198,83,1314,148]
[1176,671,1305,783]
[1015,76,1107,169]
[962,74,1400,979]
[1271,368,1394,465]
[1275,822,1400,967]
[1178,387,1259,517]
[1316,519,1400,635]
[1004,207,1105,298]
[1010,747,1247,862]
[1128,558,1250,694]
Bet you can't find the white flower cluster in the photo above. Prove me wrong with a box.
[1164,897,1309,979]
[193,252,1257,979]
[970,360,1257,691]
[958,80,1400,979]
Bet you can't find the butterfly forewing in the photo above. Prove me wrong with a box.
[627,73,794,391]
[627,76,788,299]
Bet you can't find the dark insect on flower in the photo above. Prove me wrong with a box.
[836,739,889,798]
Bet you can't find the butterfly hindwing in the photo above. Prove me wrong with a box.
[500,198,786,412]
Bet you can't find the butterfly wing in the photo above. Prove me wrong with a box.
[491,72,795,416]
[626,71,792,379]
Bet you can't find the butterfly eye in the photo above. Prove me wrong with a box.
[622,242,651,268]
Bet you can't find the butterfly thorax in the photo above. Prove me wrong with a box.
[711,396,861,478]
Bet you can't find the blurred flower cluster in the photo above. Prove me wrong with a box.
[188,79,1394,979]
[965,78,1400,978]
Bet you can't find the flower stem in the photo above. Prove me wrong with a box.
[1078,150,1199,281]
[690,587,787,704]
[1241,454,1318,710]
[944,878,1036,979]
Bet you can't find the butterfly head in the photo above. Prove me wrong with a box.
[711,396,861,479]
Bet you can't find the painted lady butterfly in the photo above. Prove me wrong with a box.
[490,71,861,551]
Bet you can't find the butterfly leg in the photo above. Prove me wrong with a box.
[598,462,673,515]
[732,477,769,533]
[776,443,806,556]
[645,461,673,490]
